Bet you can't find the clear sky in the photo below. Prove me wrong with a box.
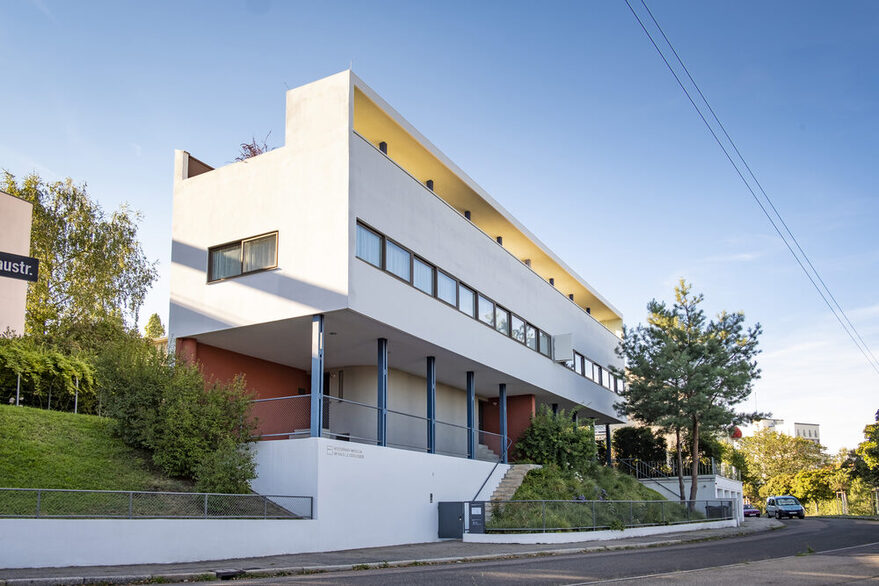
[1,0,876,454]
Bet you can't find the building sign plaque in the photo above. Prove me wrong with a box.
[0,251,39,282]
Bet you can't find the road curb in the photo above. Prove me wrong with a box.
[2,522,781,585]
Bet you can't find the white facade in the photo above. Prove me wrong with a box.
[749,418,821,444]
[0,190,33,335]
[169,71,628,554]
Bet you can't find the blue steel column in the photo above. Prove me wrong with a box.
[499,384,508,464]
[377,338,388,447]
[605,424,612,466]
[309,315,324,438]
[466,371,476,459]
[426,356,436,454]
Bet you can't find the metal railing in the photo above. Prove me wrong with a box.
[481,498,734,533]
[0,488,313,520]
[249,394,510,463]
[615,458,740,481]
[249,394,311,439]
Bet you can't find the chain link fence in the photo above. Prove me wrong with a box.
[484,498,734,533]
[0,488,312,519]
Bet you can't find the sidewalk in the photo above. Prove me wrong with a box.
[0,518,781,585]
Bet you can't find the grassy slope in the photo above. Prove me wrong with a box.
[513,463,666,501]
[0,405,192,491]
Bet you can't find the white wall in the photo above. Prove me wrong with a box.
[348,136,620,418]
[254,437,508,551]
[170,71,352,340]
[0,191,33,336]
[0,518,321,569]
[464,518,738,545]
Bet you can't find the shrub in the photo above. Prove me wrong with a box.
[98,336,256,492]
[194,440,256,494]
[514,405,596,470]
[613,426,666,461]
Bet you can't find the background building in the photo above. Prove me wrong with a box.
[0,190,34,335]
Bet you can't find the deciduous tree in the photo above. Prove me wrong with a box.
[2,172,157,348]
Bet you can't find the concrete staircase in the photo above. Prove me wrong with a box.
[489,464,541,501]
[475,443,498,461]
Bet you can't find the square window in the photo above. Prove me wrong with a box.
[242,234,277,273]
[210,243,241,281]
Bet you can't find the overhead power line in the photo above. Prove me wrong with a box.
[623,0,879,377]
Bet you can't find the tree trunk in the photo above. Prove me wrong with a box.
[675,427,685,502]
[688,419,700,509]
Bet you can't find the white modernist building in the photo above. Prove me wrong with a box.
[169,71,627,551]
[750,418,821,444]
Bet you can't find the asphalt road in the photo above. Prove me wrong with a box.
[210,518,879,585]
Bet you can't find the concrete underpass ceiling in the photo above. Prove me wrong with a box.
[191,309,613,421]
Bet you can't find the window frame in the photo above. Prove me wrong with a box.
[436,269,458,307]
[208,231,278,283]
[355,223,384,268]
[412,255,436,296]
[384,237,413,284]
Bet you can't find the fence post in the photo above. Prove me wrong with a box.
[630,501,634,526]
[661,501,664,524]
[128,492,133,518]
[542,501,546,533]
[592,501,596,530]
[36,489,41,518]
[204,494,209,518]
[264,496,268,519]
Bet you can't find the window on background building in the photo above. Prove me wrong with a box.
[602,368,612,390]
[574,352,584,375]
[478,294,494,326]
[413,257,434,295]
[356,224,382,267]
[437,270,456,306]
[511,314,525,343]
[458,284,476,317]
[385,240,411,281]
[526,324,537,350]
[495,306,510,335]
[539,331,551,357]
[593,363,600,383]
[209,232,278,282]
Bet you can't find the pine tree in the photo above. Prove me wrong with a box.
[144,313,165,339]
[615,280,763,504]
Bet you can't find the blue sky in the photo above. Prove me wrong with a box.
[1,0,877,453]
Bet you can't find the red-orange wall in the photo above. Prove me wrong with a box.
[176,338,310,438]
[481,394,535,457]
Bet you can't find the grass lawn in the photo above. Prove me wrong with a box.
[0,405,193,492]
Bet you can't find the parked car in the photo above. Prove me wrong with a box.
[743,503,761,517]
[765,495,805,519]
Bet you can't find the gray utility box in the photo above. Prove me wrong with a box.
[468,501,485,534]
[438,502,464,538]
